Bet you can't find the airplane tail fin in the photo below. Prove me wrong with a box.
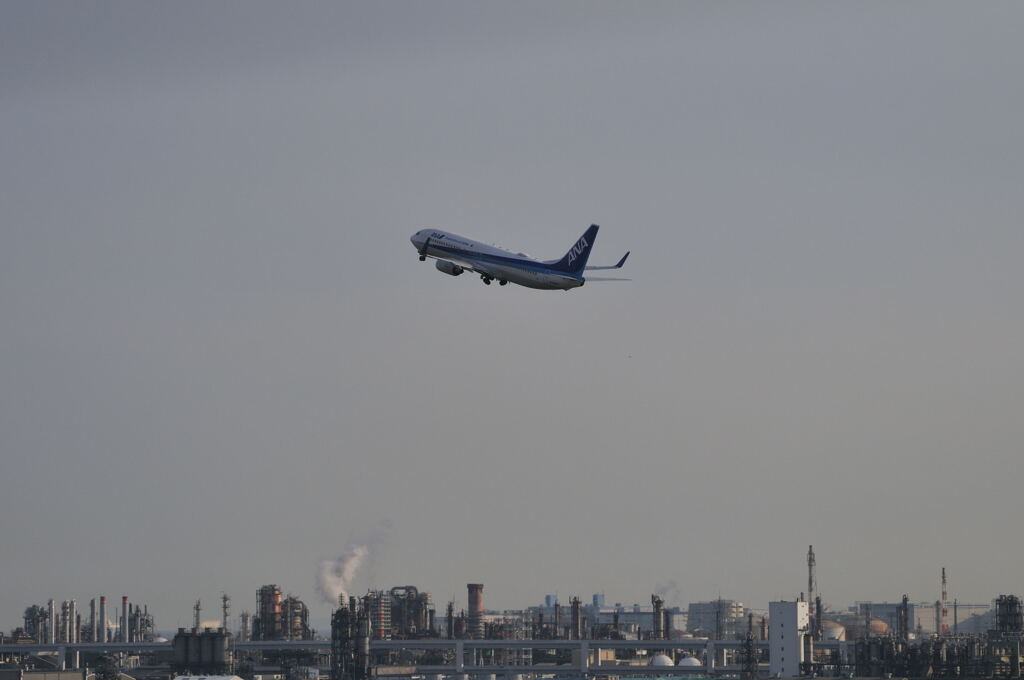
[549,224,599,275]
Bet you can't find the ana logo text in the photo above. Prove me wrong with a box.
[566,237,589,265]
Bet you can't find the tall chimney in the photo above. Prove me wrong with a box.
[68,600,77,642]
[121,596,129,642]
[651,595,664,640]
[99,597,107,643]
[467,584,484,639]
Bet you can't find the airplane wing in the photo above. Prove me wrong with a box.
[585,251,629,271]
[424,252,499,279]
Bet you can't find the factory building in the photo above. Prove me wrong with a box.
[527,597,685,639]
[282,595,312,640]
[252,585,312,640]
[388,586,434,638]
[363,591,391,640]
[847,600,993,636]
[18,596,152,645]
[687,600,746,638]
[330,597,371,680]
[172,627,232,674]
[769,600,809,678]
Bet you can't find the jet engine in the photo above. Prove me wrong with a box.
[435,260,464,276]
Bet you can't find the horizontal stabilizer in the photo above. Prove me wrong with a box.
[585,251,630,271]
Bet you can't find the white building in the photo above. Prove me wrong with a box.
[769,600,809,678]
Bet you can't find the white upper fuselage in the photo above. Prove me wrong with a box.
[410,229,585,290]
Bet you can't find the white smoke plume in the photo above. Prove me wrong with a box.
[317,544,369,605]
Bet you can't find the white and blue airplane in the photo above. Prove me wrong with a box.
[409,224,628,290]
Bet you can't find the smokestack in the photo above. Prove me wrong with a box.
[467,584,484,640]
[99,597,107,643]
[571,597,583,640]
[68,600,77,643]
[651,595,664,640]
[121,596,128,643]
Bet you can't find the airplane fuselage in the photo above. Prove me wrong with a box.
[410,229,586,290]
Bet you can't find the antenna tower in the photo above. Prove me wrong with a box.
[741,613,757,680]
[806,548,815,622]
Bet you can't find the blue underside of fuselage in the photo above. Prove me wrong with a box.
[429,243,583,287]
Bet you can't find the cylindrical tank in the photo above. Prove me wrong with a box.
[212,629,227,670]
[201,628,215,667]
[187,630,201,667]
[173,628,188,668]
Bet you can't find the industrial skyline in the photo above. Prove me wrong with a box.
[4,578,1008,642]
[3,560,1005,642]
[4,1,1024,635]
[5,580,1023,680]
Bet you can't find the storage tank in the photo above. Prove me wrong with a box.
[649,654,674,667]
[821,620,846,641]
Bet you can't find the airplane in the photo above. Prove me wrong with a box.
[409,224,628,291]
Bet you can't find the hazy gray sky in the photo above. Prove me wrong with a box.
[3,1,1023,630]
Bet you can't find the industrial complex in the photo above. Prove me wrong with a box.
[2,549,1023,680]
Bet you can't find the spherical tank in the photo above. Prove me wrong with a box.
[869,618,890,635]
[649,654,674,667]
[820,620,846,641]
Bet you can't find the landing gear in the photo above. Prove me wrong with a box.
[499,280,507,286]
[418,255,426,262]
[481,275,492,285]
